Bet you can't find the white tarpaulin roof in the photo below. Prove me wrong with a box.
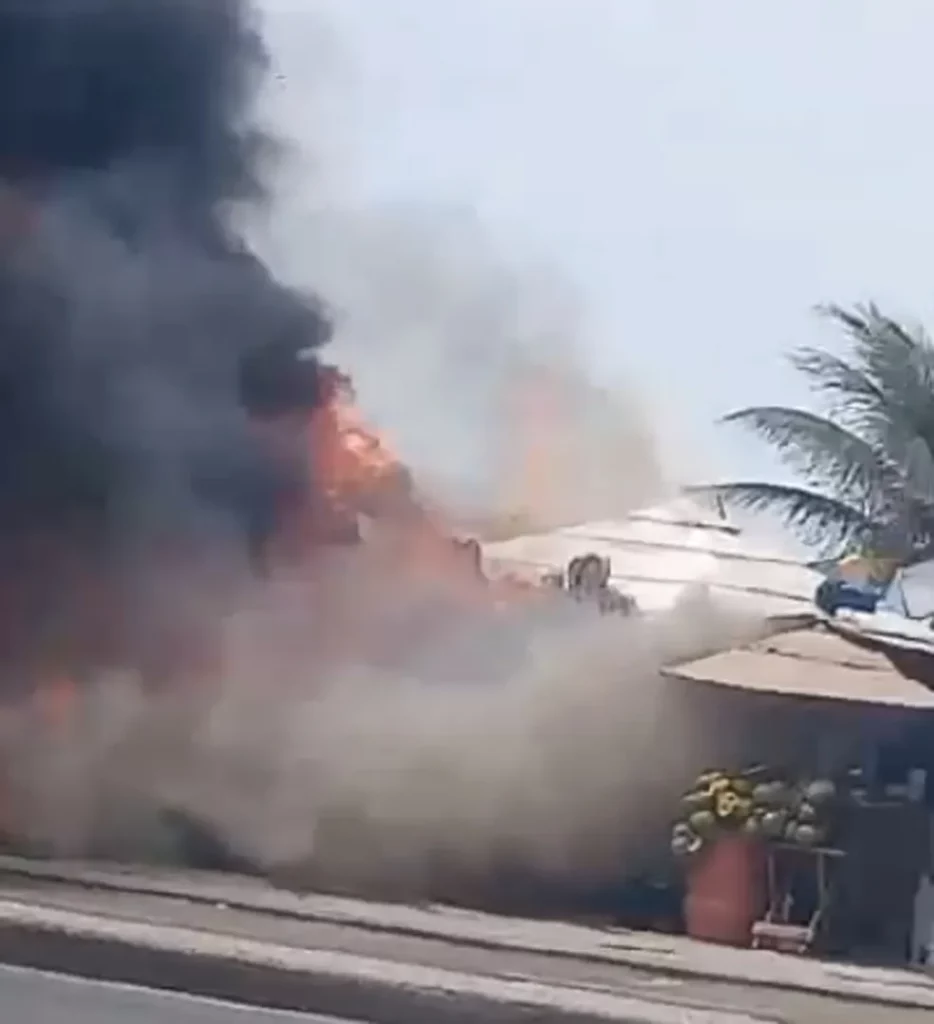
[663,623,934,709]
[828,607,934,657]
[482,496,822,616]
[884,558,934,621]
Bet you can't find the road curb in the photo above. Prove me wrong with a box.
[0,899,778,1024]
[1,857,932,1011]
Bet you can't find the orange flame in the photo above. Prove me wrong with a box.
[253,365,546,619]
[309,372,402,508]
[503,363,569,527]
[305,375,491,589]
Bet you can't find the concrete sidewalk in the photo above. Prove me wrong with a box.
[3,895,789,1024]
[0,854,932,1011]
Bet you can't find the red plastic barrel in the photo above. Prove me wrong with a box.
[684,836,765,946]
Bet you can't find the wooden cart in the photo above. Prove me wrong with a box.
[752,844,846,954]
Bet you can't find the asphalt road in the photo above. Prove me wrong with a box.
[0,964,363,1024]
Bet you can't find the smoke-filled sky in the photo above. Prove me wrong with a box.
[260,0,934,484]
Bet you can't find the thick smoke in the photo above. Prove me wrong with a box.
[0,0,332,685]
[3,575,771,898]
[258,203,667,530]
[0,3,775,906]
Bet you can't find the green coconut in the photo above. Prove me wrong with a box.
[793,824,822,847]
[753,781,790,808]
[681,790,714,813]
[671,835,690,857]
[688,810,716,836]
[742,815,762,836]
[671,830,703,858]
[797,802,819,824]
[760,810,787,838]
[804,779,837,806]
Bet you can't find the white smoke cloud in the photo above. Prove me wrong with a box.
[2,559,770,897]
[251,4,667,530]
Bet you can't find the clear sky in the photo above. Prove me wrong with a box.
[258,0,934,491]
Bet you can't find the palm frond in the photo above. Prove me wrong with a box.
[795,306,934,475]
[818,303,922,370]
[789,347,889,422]
[720,405,893,503]
[819,303,934,444]
[711,301,934,559]
[690,481,873,554]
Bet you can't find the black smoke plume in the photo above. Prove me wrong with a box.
[0,0,333,688]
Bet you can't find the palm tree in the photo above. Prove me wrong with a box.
[697,303,934,562]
